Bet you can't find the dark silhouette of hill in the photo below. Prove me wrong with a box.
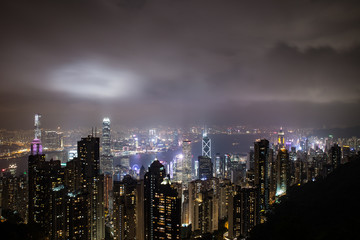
[249,157,360,240]
[312,125,360,138]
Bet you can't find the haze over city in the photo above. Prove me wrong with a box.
[1,0,360,129]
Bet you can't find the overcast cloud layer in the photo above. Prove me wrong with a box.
[1,0,360,129]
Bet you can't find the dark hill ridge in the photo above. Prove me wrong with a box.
[249,157,360,240]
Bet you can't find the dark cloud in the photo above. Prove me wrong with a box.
[0,0,360,129]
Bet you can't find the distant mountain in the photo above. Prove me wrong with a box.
[249,157,360,240]
[312,125,360,138]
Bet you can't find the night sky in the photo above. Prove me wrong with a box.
[1,0,360,129]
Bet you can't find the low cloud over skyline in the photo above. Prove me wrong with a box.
[1,0,360,129]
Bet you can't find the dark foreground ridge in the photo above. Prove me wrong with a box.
[249,157,360,240]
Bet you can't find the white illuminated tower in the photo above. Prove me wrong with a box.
[34,113,41,140]
[101,117,113,174]
[31,114,43,155]
[202,129,211,158]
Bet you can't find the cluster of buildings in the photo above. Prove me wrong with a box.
[0,115,359,240]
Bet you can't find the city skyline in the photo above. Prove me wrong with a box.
[1,0,360,130]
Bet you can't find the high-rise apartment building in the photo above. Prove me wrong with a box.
[144,160,180,240]
[78,135,105,240]
[254,139,270,224]
[188,178,219,236]
[113,175,138,240]
[228,186,257,238]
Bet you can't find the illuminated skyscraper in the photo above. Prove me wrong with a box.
[202,130,211,158]
[43,130,63,150]
[198,156,213,180]
[228,186,257,238]
[276,148,290,197]
[182,140,192,184]
[78,135,105,240]
[188,178,219,236]
[28,153,62,237]
[254,139,270,224]
[31,114,43,155]
[113,175,138,240]
[101,117,113,175]
[329,144,342,170]
[214,153,223,178]
[144,159,180,240]
[278,127,285,148]
[34,113,41,140]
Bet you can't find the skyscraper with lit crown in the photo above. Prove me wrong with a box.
[101,117,113,175]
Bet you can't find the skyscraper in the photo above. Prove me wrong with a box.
[113,175,138,240]
[101,117,113,175]
[276,148,290,197]
[182,140,192,184]
[78,135,105,240]
[278,127,285,148]
[144,159,180,240]
[34,113,41,140]
[188,178,219,236]
[28,153,62,237]
[329,144,342,170]
[198,156,213,180]
[254,139,270,224]
[202,130,211,158]
[144,159,166,240]
[228,186,257,238]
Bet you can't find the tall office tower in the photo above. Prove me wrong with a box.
[101,118,113,175]
[172,154,183,182]
[198,156,213,180]
[276,148,290,197]
[78,135,105,240]
[214,153,223,178]
[188,178,219,236]
[247,147,255,170]
[202,130,211,158]
[329,144,342,170]
[34,113,41,140]
[182,140,192,184]
[224,154,231,179]
[43,130,63,150]
[254,139,270,224]
[144,160,180,240]
[31,139,43,155]
[113,175,138,240]
[181,188,190,226]
[228,186,257,239]
[278,127,285,148]
[28,153,62,237]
